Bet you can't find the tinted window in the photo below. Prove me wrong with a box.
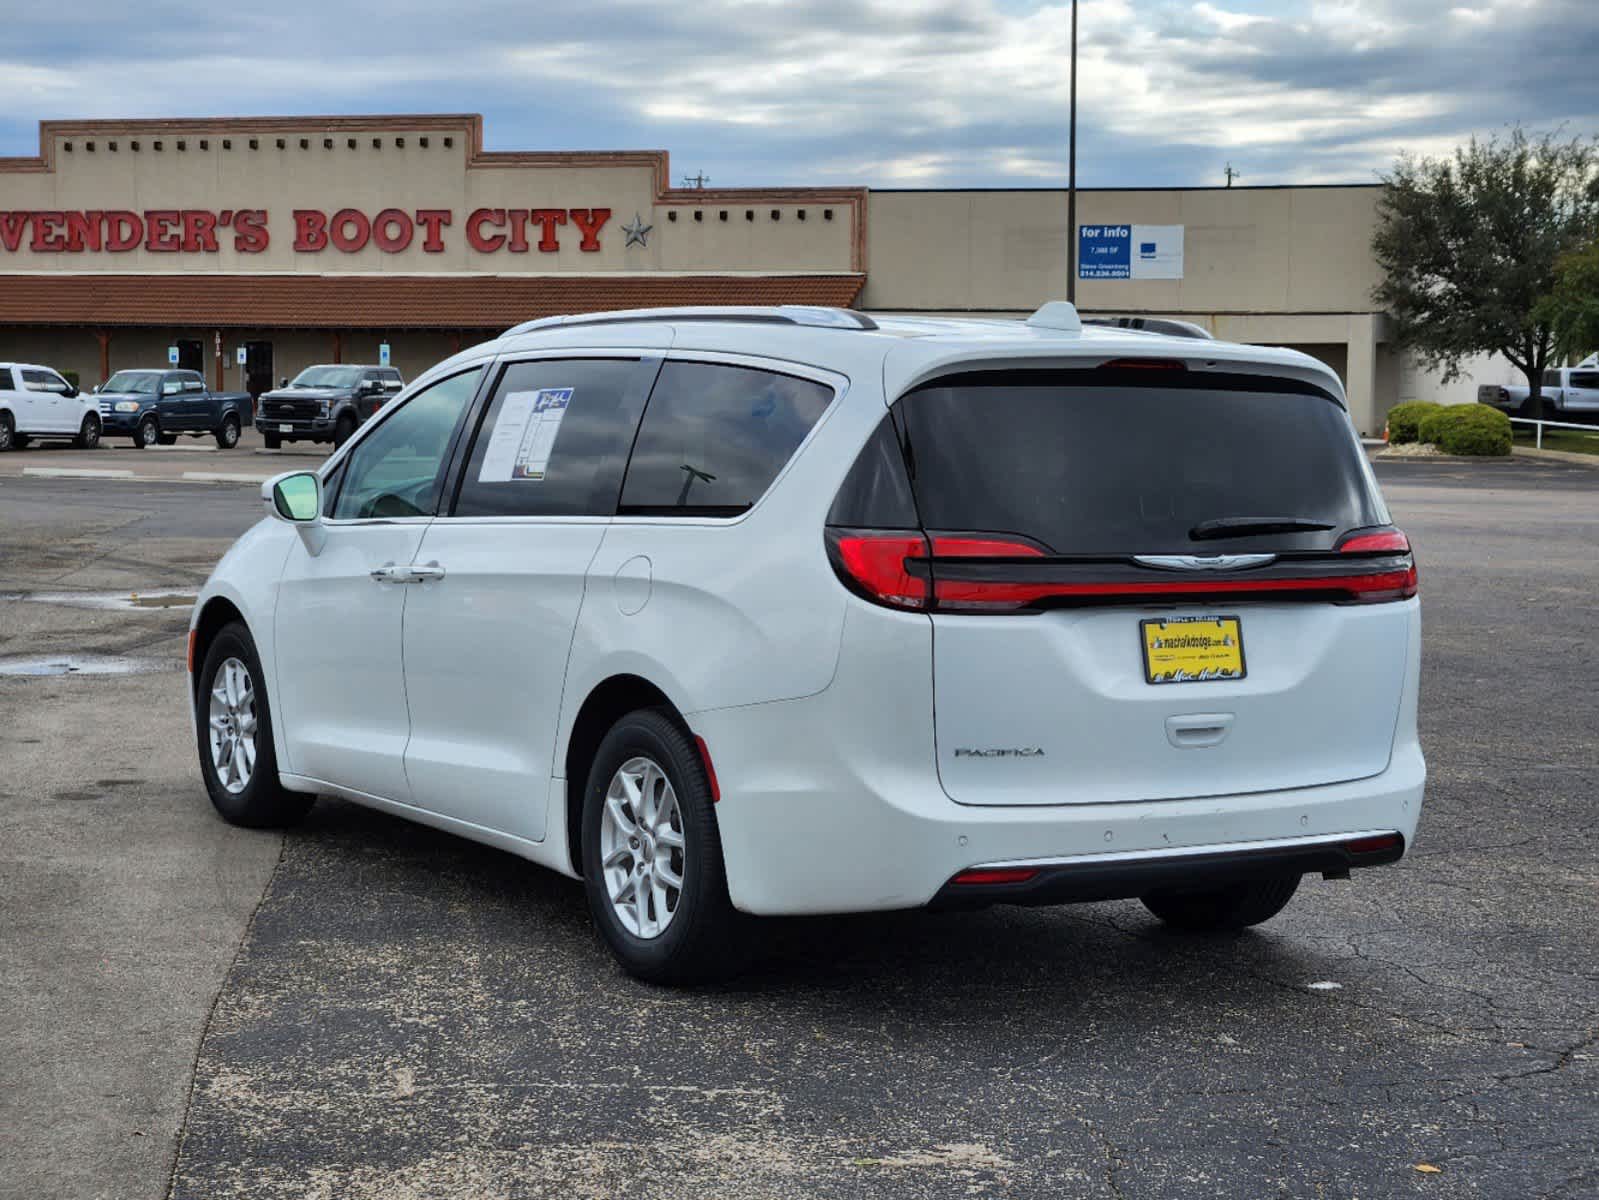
[21,369,69,393]
[332,368,481,520]
[1569,372,1599,388]
[898,369,1386,555]
[1544,370,1563,387]
[453,358,652,517]
[827,413,919,528]
[620,361,833,515]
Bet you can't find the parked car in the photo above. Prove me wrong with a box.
[0,362,101,451]
[256,364,404,449]
[1478,357,1599,417]
[95,369,253,449]
[187,302,1424,983]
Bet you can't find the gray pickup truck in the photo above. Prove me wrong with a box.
[95,369,254,449]
[1478,358,1599,418]
[255,364,405,449]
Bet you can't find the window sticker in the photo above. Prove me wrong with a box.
[477,388,574,482]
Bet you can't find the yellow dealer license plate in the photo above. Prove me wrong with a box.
[1140,615,1246,685]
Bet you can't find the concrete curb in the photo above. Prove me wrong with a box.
[181,471,272,484]
[22,466,136,479]
[1511,445,1599,468]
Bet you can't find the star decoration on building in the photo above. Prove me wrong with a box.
[622,213,653,248]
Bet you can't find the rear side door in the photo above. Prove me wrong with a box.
[179,373,212,429]
[881,367,1414,807]
[1,367,36,432]
[398,353,656,841]
[156,373,189,429]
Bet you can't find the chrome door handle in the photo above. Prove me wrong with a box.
[370,562,406,583]
[409,562,446,582]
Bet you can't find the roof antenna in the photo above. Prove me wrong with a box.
[1224,163,1240,188]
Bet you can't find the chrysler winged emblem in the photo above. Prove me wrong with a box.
[1132,554,1277,571]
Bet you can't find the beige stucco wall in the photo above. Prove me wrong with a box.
[862,186,1383,315]
[861,187,1395,434]
[0,121,855,275]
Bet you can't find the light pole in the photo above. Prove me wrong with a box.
[1067,0,1079,303]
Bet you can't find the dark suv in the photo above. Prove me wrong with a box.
[256,364,404,449]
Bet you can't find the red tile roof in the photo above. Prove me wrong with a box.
[0,273,866,330]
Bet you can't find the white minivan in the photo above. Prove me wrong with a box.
[0,362,102,450]
[188,303,1423,982]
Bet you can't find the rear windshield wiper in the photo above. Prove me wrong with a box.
[1189,517,1335,541]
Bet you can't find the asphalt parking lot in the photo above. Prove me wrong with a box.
[2,458,1596,1199]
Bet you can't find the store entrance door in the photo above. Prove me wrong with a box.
[244,342,274,402]
[175,339,203,373]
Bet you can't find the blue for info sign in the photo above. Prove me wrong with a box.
[1078,224,1184,280]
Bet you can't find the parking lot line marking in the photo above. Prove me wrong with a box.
[22,467,137,479]
[181,471,271,483]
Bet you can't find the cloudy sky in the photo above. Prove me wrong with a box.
[1,0,1594,188]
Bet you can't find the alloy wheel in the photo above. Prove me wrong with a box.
[208,657,258,794]
[599,756,687,939]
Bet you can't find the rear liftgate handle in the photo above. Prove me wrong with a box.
[1165,713,1234,749]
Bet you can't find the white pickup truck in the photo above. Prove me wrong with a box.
[1479,356,1599,417]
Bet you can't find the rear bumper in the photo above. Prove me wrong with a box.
[930,830,1405,909]
[695,596,1425,917]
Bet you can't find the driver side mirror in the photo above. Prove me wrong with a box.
[280,376,290,388]
[263,470,327,554]
[64,384,79,398]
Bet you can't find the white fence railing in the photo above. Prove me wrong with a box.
[1508,415,1599,450]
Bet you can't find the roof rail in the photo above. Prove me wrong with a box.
[1083,315,1215,340]
[503,305,878,338]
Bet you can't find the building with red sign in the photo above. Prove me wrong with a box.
[1,113,1437,433]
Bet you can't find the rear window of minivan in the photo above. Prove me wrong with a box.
[897,369,1386,555]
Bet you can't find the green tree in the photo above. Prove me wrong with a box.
[1535,236,1599,362]
[1372,128,1599,419]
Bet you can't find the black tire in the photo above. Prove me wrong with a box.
[134,415,159,449]
[1141,875,1301,932]
[262,432,281,450]
[215,415,241,449]
[195,621,314,829]
[0,411,13,451]
[75,414,101,450]
[581,709,745,984]
[332,412,357,449]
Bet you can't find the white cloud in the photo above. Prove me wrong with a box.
[0,0,1593,187]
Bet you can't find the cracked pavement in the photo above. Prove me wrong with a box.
[2,458,1596,1199]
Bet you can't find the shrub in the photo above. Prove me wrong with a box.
[61,369,80,390]
[1418,403,1512,456]
[1415,407,1455,444]
[1386,400,1441,444]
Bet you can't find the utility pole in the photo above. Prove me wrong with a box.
[1224,163,1240,188]
[1067,0,1079,303]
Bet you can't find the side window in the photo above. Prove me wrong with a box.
[1544,370,1563,388]
[1570,372,1599,389]
[161,376,183,396]
[619,361,834,515]
[331,368,482,521]
[452,357,653,518]
[183,377,206,393]
[22,369,69,394]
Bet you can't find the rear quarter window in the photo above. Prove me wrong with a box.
[619,360,834,515]
[897,368,1386,555]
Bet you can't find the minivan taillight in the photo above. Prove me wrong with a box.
[828,531,931,609]
[828,527,1418,612]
